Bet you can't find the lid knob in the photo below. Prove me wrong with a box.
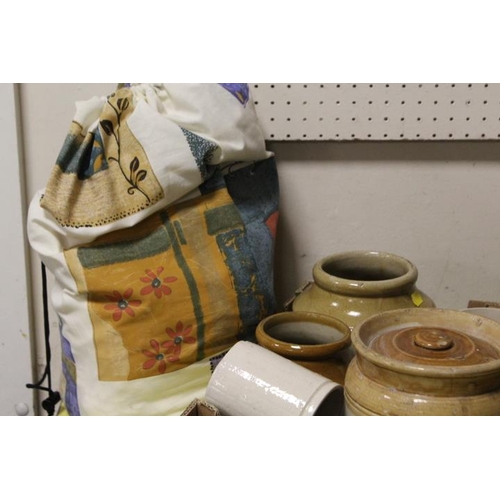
[413,328,454,351]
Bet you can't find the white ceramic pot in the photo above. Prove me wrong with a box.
[205,341,344,416]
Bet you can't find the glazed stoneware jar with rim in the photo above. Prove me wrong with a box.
[344,308,500,416]
[291,250,435,331]
[256,311,352,385]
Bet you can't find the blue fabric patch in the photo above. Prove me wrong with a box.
[60,322,80,416]
[218,84,250,106]
[181,127,217,180]
[56,127,108,180]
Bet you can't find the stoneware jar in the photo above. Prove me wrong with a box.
[291,250,435,330]
[255,311,352,384]
[344,308,500,416]
[205,341,344,416]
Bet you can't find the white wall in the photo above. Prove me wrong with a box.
[19,84,500,410]
[0,84,35,415]
[270,141,500,310]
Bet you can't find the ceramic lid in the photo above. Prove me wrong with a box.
[352,308,500,378]
[370,325,499,366]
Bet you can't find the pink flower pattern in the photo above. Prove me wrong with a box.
[140,267,177,298]
[161,321,196,362]
[142,340,168,374]
[104,289,141,321]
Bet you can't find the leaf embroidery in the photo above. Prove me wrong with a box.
[100,120,114,136]
[103,96,151,203]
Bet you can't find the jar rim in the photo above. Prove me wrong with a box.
[256,311,351,360]
[313,250,418,298]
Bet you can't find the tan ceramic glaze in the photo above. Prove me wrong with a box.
[344,308,500,416]
[256,311,352,384]
[292,250,435,330]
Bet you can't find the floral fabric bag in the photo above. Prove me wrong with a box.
[28,84,279,415]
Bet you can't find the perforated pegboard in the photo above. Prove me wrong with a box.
[251,83,500,141]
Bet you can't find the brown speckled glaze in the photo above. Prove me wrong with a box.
[256,311,352,384]
[345,308,500,416]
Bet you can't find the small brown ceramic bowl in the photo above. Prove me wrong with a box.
[256,311,352,384]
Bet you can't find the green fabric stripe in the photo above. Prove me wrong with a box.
[174,220,187,245]
[161,214,205,361]
[205,204,243,235]
[77,224,172,269]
